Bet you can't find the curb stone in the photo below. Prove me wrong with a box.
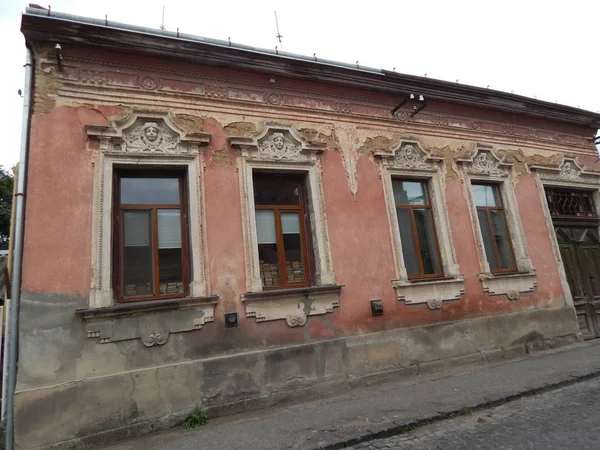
[314,368,600,450]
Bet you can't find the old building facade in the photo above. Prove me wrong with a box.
[13,6,600,449]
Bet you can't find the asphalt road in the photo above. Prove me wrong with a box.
[352,377,600,450]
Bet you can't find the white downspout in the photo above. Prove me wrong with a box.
[5,46,34,450]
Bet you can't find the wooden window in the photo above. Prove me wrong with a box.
[114,170,189,302]
[253,172,312,289]
[472,183,517,273]
[392,179,444,279]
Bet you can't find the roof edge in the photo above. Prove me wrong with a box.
[20,7,600,130]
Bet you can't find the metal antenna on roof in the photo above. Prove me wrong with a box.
[275,11,283,51]
[160,6,165,30]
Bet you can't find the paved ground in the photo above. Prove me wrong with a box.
[102,340,600,450]
[352,376,600,450]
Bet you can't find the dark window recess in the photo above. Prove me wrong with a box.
[392,179,444,280]
[114,171,189,302]
[253,173,312,289]
[472,183,517,273]
[545,189,597,219]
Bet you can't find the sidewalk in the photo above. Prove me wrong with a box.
[102,339,600,450]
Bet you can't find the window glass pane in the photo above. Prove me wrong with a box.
[489,210,516,270]
[414,209,441,275]
[157,209,184,295]
[472,184,499,207]
[256,210,277,244]
[121,178,180,205]
[477,210,499,271]
[256,209,280,287]
[253,175,301,206]
[123,211,153,297]
[158,210,181,249]
[281,212,305,283]
[396,208,420,276]
[393,180,427,206]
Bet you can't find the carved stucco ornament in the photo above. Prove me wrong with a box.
[558,160,582,180]
[507,290,520,301]
[259,132,301,160]
[124,121,179,153]
[86,111,211,156]
[461,148,511,177]
[374,140,442,171]
[228,126,327,163]
[531,157,600,185]
[394,144,433,170]
[141,330,169,347]
[242,287,342,327]
[79,297,219,345]
[427,299,443,310]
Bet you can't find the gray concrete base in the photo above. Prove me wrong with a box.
[15,307,578,449]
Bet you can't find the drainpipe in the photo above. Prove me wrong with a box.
[5,46,34,450]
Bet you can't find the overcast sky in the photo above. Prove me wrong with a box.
[1,1,599,169]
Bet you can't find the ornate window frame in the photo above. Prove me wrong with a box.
[85,111,212,309]
[459,146,537,300]
[531,157,600,308]
[229,126,341,326]
[374,141,464,310]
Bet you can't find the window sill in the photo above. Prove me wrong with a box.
[75,295,219,320]
[391,276,465,309]
[477,271,537,300]
[241,285,343,327]
[76,295,219,345]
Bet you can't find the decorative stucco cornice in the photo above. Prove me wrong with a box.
[373,140,443,171]
[22,7,600,128]
[229,125,326,164]
[458,146,513,177]
[531,157,600,185]
[86,110,211,156]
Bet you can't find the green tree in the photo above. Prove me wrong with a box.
[0,166,15,250]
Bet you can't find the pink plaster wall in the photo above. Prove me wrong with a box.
[20,48,592,349]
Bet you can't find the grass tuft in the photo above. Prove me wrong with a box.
[183,407,208,429]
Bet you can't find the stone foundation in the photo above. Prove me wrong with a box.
[15,306,577,449]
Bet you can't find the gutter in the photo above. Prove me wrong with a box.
[5,47,34,450]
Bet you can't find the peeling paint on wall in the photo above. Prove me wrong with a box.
[210,146,234,166]
[497,148,562,176]
[297,127,339,150]
[224,121,256,136]
[33,66,63,115]
[173,113,204,133]
[335,126,360,200]
[357,136,397,157]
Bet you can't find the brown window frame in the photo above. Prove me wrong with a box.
[394,178,445,281]
[472,183,518,274]
[113,168,190,303]
[253,172,312,290]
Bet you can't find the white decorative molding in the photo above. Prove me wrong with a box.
[374,141,442,171]
[86,111,210,155]
[229,125,335,292]
[85,111,212,308]
[242,287,342,327]
[458,146,511,177]
[392,277,465,308]
[374,140,464,309]
[532,157,600,185]
[79,297,218,345]
[478,272,538,300]
[142,331,169,347]
[229,126,326,164]
[460,145,535,280]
